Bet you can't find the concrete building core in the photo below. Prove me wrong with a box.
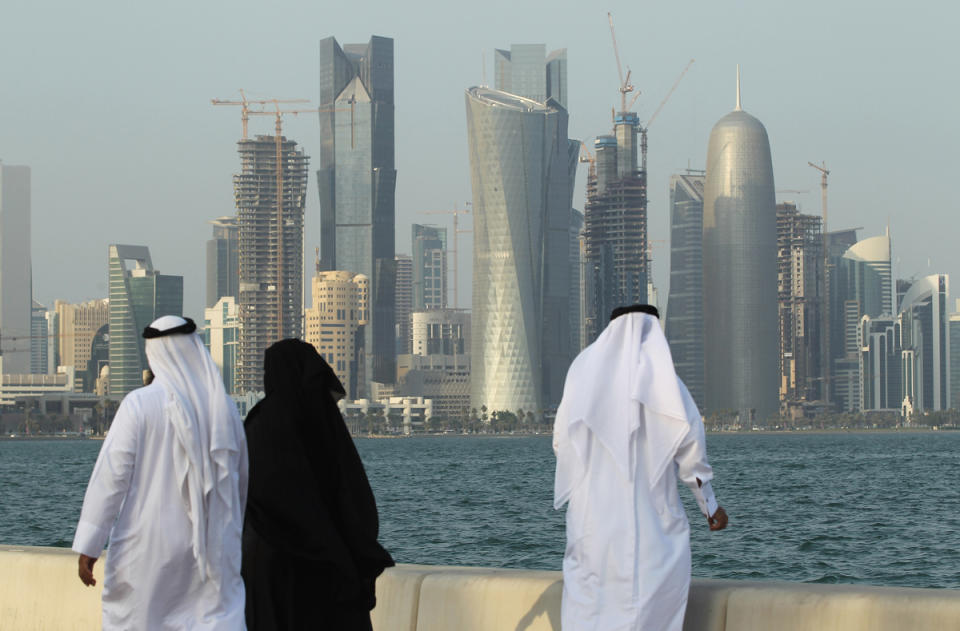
[234,135,309,394]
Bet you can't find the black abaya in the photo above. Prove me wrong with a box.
[242,339,394,630]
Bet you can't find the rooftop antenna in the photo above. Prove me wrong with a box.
[735,64,742,111]
[482,51,487,87]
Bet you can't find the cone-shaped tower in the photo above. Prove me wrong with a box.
[702,68,778,422]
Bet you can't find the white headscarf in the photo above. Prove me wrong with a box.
[144,315,245,584]
[554,312,693,509]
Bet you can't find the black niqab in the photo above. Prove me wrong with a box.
[243,339,393,613]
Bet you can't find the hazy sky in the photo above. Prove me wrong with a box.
[1,0,956,321]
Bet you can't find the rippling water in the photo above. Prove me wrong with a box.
[2,432,959,588]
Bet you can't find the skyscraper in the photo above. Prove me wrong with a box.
[30,300,48,374]
[829,233,892,411]
[0,163,32,374]
[776,202,824,413]
[899,274,950,414]
[317,35,396,388]
[569,209,584,354]
[859,314,902,412]
[395,253,412,355]
[204,296,239,395]
[108,245,183,398]
[206,216,239,309]
[949,303,960,410]
[411,224,447,311]
[665,172,705,408]
[465,44,576,414]
[581,118,648,345]
[702,71,778,421]
[234,135,309,394]
[304,270,368,399]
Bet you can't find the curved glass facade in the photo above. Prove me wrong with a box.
[465,87,576,414]
[703,110,778,421]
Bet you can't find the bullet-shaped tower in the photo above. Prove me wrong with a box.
[702,68,778,421]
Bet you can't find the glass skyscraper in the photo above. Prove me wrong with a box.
[465,63,577,414]
[702,81,778,422]
[665,172,705,409]
[205,216,238,309]
[899,274,950,413]
[108,244,183,398]
[0,163,32,374]
[318,35,396,389]
[829,234,892,411]
[412,224,447,312]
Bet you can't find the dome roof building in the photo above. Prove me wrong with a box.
[702,68,779,422]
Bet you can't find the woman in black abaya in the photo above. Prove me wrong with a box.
[241,339,394,630]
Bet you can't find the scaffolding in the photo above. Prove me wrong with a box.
[776,202,824,415]
[582,167,648,344]
[234,135,309,393]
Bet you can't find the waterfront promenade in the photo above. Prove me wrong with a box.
[3,545,960,630]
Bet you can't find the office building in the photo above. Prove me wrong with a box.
[108,245,183,398]
[465,44,577,414]
[206,216,239,308]
[950,303,960,410]
[234,135,309,394]
[0,163,32,374]
[395,254,412,355]
[54,299,109,392]
[569,209,583,353]
[412,224,448,311]
[859,314,902,412]
[30,300,48,375]
[702,73,778,421]
[829,233,893,411]
[776,202,824,412]
[318,35,397,388]
[395,309,470,421]
[899,274,950,414]
[304,270,368,399]
[665,172,705,407]
[204,296,239,394]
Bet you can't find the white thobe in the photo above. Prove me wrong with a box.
[556,382,718,631]
[73,383,248,630]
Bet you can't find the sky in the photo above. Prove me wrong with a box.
[1,0,957,322]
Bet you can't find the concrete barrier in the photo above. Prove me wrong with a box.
[0,545,103,631]
[4,544,960,630]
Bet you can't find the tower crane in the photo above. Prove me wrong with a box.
[607,12,634,114]
[808,160,831,406]
[639,59,694,173]
[419,204,472,309]
[210,89,309,139]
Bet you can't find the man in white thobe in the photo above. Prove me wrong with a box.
[73,315,248,630]
[554,305,728,631]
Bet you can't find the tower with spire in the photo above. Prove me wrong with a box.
[701,67,779,422]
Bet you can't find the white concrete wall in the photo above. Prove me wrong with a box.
[4,545,960,630]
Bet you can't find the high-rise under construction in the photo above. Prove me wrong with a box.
[581,112,648,344]
[234,135,309,393]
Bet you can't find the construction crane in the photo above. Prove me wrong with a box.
[639,59,695,173]
[419,204,472,309]
[246,103,321,340]
[607,13,635,114]
[808,160,831,406]
[211,89,309,139]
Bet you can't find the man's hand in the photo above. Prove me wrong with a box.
[707,507,728,531]
[78,554,98,586]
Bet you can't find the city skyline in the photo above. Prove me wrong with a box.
[1,1,954,323]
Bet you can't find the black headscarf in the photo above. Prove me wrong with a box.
[244,339,394,608]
